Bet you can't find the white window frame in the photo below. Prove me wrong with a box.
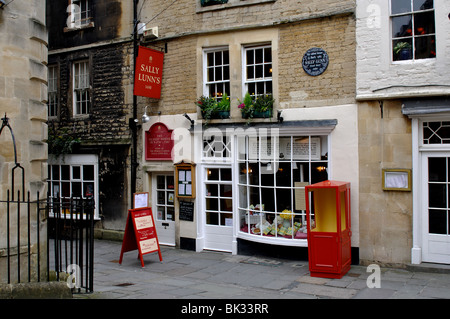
[48,65,58,119]
[204,167,233,227]
[48,154,99,220]
[203,47,230,100]
[236,133,329,247]
[154,174,175,222]
[73,60,91,116]
[242,44,273,97]
[390,0,436,62]
[67,0,93,30]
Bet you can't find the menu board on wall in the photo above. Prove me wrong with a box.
[179,201,194,222]
[175,162,196,198]
[119,207,162,267]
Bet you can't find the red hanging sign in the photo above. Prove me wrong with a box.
[119,207,162,267]
[133,46,164,99]
[145,122,174,160]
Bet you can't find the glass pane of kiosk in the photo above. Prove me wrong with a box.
[309,189,347,232]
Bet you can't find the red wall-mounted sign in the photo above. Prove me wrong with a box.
[119,207,162,267]
[133,46,164,99]
[145,122,174,161]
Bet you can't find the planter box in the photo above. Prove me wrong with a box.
[201,110,230,119]
[242,109,273,119]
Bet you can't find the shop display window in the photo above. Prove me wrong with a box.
[237,135,328,241]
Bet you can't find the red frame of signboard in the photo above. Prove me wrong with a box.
[119,207,162,267]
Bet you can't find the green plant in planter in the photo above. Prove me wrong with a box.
[196,93,230,124]
[238,92,274,125]
[393,42,412,60]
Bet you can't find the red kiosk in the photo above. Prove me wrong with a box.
[305,180,351,279]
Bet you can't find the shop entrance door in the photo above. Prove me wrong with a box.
[422,153,450,264]
[153,174,176,246]
[203,167,233,252]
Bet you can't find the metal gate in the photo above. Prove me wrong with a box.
[0,114,95,293]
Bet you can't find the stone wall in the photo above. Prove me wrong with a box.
[278,13,356,108]
[358,100,413,265]
[0,0,48,282]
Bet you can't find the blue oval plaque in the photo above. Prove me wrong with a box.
[302,48,329,76]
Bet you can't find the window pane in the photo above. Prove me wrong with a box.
[206,184,218,196]
[255,65,263,78]
[207,168,220,180]
[429,210,447,234]
[207,52,214,67]
[264,64,272,78]
[255,48,263,64]
[220,199,232,212]
[167,207,174,221]
[83,165,94,181]
[393,38,413,61]
[246,49,254,65]
[429,183,446,208]
[247,66,254,80]
[429,158,446,182]
[157,207,165,220]
[61,165,70,180]
[206,212,219,225]
[221,168,232,181]
[414,11,435,35]
[72,182,82,197]
[276,162,292,187]
[206,198,218,211]
[83,182,94,197]
[73,166,81,179]
[157,191,165,204]
[392,15,412,38]
[415,35,436,59]
[413,0,433,11]
[208,67,214,82]
[223,66,230,80]
[223,50,229,64]
[392,0,412,14]
[220,184,232,196]
[157,175,165,189]
[215,51,222,65]
[264,47,272,62]
[215,66,222,81]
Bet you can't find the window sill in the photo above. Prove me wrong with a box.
[238,231,308,247]
[391,57,436,65]
[197,0,276,13]
[64,22,95,33]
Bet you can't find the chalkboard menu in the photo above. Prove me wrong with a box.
[302,48,329,76]
[179,201,194,222]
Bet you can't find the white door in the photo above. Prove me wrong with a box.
[203,167,233,252]
[153,174,176,246]
[422,153,450,264]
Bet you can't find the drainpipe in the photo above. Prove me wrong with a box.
[130,0,139,204]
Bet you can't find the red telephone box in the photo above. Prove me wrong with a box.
[305,180,351,279]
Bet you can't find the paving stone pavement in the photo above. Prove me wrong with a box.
[73,239,450,300]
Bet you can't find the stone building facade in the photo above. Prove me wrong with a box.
[46,0,136,230]
[136,0,360,261]
[0,0,48,282]
[356,0,450,265]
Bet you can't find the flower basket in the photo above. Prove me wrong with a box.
[239,93,274,123]
[196,93,230,123]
